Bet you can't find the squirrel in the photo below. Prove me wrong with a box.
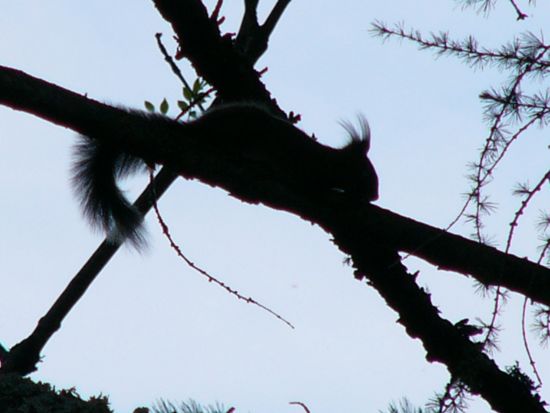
[72,103,379,248]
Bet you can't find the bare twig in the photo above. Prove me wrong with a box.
[289,402,311,413]
[155,32,205,112]
[263,0,292,38]
[508,0,528,20]
[150,170,294,329]
[522,297,543,387]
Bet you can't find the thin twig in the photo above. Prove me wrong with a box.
[155,33,207,113]
[508,0,528,20]
[150,170,294,329]
[521,296,543,386]
[289,402,311,413]
[263,0,292,37]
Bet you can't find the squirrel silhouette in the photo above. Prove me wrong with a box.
[72,103,379,248]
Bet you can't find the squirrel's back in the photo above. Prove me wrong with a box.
[72,103,379,249]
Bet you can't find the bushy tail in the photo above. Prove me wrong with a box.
[72,136,147,249]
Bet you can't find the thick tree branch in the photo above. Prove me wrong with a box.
[153,0,273,103]
[1,65,549,308]
[327,217,547,412]
[363,205,550,306]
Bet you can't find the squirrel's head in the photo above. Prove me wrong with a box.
[339,116,379,202]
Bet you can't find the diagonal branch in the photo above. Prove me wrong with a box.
[327,212,547,412]
[1,65,550,309]
[0,0,293,376]
[0,167,177,375]
[366,205,550,307]
[235,0,291,63]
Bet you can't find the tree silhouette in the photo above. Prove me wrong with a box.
[0,1,549,412]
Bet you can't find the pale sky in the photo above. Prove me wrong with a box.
[1,2,549,412]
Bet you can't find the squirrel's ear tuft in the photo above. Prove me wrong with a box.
[340,115,371,154]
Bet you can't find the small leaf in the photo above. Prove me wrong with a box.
[194,94,205,106]
[160,98,169,115]
[193,78,201,93]
[177,100,188,111]
[183,86,193,100]
[144,101,155,112]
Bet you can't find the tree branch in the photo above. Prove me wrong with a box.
[1,65,550,308]
[0,167,177,375]
[328,215,547,412]
[2,63,550,409]
[153,0,273,103]
[366,205,550,307]
[235,0,292,63]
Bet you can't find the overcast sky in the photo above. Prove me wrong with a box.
[1,1,550,412]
